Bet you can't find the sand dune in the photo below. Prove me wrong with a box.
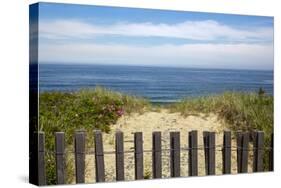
[84,110,253,183]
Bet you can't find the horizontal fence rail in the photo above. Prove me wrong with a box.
[32,130,274,185]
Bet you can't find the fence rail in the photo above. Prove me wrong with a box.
[31,130,274,185]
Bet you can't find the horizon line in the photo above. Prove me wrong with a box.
[37,62,274,72]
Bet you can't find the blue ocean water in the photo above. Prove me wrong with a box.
[39,64,273,103]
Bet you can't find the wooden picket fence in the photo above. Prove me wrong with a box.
[31,130,274,185]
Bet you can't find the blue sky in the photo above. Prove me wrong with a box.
[35,2,274,70]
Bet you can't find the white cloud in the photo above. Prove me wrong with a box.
[39,19,273,42]
[38,19,273,69]
[39,42,273,70]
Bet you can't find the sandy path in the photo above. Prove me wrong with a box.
[84,110,253,183]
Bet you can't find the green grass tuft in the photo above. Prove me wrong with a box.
[39,87,150,184]
[169,91,273,134]
[169,91,273,170]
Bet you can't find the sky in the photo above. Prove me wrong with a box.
[35,3,274,70]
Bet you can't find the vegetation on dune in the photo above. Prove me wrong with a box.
[169,90,273,170]
[169,90,273,134]
[39,87,150,184]
[40,87,150,147]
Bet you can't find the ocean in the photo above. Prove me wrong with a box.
[39,64,273,103]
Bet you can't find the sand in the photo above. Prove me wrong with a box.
[84,110,253,183]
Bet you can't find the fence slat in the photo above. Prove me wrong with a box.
[115,131,124,181]
[95,130,105,182]
[170,132,180,177]
[152,131,162,179]
[222,131,231,174]
[55,132,65,184]
[253,131,264,172]
[75,131,85,183]
[203,131,209,173]
[236,131,242,173]
[134,132,143,180]
[269,133,274,171]
[241,132,249,173]
[188,130,198,176]
[203,131,216,175]
[209,132,216,175]
[38,132,46,185]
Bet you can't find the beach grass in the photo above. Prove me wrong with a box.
[40,86,150,144]
[169,91,273,171]
[169,91,273,135]
[39,87,150,184]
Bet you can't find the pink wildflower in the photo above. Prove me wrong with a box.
[117,108,124,116]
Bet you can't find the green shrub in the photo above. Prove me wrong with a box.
[169,91,273,170]
[39,87,150,184]
[169,91,273,134]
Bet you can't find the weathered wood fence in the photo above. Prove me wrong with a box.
[32,130,274,185]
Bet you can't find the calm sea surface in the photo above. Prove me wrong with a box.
[39,64,273,103]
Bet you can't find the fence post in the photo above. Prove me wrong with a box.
[170,132,180,177]
[237,132,249,173]
[209,132,216,175]
[188,130,198,176]
[152,131,162,179]
[134,132,143,180]
[115,131,124,181]
[75,131,85,183]
[269,133,274,171]
[55,132,65,184]
[203,132,208,174]
[203,131,216,175]
[38,132,46,185]
[222,131,231,174]
[241,132,249,173]
[95,130,105,182]
[236,131,242,173]
[253,131,264,172]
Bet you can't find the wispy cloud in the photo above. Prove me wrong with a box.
[39,19,273,43]
[39,42,273,70]
[38,18,273,69]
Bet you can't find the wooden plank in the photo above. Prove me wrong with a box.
[203,131,216,175]
[188,130,198,176]
[95,130,105,182]
[241,132,249,173]
[203,131,209,174]
[269,133,274,171]
[75,131,85,183]
[236,131,243,173]
[55,132,65,184]
[115,131,124,181]
[38,132,46,185]
[253,131,264,172]
[170,132,180,177]
[208,132,216,175]
[134,132,143,180]
[152,131,162,179]
[222,131,231,174]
